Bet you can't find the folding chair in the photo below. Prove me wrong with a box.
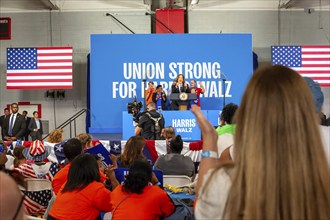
[163,175,192,187]
[24,178,52,191]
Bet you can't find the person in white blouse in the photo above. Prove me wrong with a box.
[192,65,330,220]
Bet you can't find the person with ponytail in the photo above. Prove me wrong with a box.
[154,135,195,178]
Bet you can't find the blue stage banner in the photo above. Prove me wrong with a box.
[90,34,252,133]
[207,110,221,126]
[122,110,207,141]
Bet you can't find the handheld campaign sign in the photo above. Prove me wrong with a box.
[89,34,252,133]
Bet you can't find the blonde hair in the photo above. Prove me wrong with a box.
[221,66,330,219]
[47,129,64,143]
[76,133,92,149]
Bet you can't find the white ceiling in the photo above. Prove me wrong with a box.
[0,0,329,13]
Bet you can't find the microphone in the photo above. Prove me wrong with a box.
[220,71,227,81]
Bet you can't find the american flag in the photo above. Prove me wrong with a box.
[15,163,60,215]
[6,47,73,89]
[271,46,330,87]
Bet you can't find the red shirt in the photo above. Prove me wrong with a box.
[111,185,175,220]
[52,162,107,195]
[49,181,112,220]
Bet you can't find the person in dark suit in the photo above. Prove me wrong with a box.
[0,108,10,140]
[22,110,31,141]
[152,85,167,111]
[3,103,26,141]
[28,111,43,141]
[170,74,190,110]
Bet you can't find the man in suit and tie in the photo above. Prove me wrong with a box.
[0,108,10,140]
[28,111,43,141]
[22,110,31,141]
[3,103,26,141]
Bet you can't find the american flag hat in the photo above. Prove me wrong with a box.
[22,140,50,162]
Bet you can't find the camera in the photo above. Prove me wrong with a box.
[127,97,144,123]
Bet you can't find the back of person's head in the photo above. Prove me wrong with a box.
[122,160,152,194]
[164,126,175,140]
[225,65,329,219]
[75,133,92,149]
[147,102,156,110]
[63,138,83,162]
[121,136,145,167]
[47,128,64,143]
[62,154,100,192]
[220,103,238,124]
[169,135,183,154]
[13,146,26,168]
[0,172,26,220]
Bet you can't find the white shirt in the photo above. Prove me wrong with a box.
[195,168,232,219]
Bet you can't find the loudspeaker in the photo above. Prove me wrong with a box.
[57,90,65,99]
[46,90,55,98]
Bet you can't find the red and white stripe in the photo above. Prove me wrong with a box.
[293,46,330,87]
[6,47,73,90]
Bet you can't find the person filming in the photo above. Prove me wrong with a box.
[134,102,164,140]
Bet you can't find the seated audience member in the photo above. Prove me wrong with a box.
[304,77,330,166]
[13,146,26,168]
[76,133,93,150]
[215,103,238,136]
[216,103,238,158]
[115,136,147,168]
[154,135,195,177]
[49,154,118,220]
[110,160,175,220]
[52,139,83,195]
[47,128,64,143]
[0,172,26,220]
[15,140,60,215]
[162,126,175,141]
[193,66,330,219]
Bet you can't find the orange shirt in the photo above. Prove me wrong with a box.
[52,163,72,195]
[49,181,112,220]
[52,162,107,195]
[145,88,155,104]
[111,185,175,220]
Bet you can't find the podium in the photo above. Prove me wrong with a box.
[170,93,197,110]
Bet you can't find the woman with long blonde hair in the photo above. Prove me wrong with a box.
[194,65,329,219]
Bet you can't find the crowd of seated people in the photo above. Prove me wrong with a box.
[0,65,329,220]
